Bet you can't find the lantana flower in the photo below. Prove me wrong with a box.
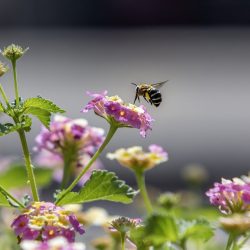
[20,237,86,250]
[206,177,250,214]
[34,115,104,184]
[82,91,153,137]
[11,202,85,243]
[107,144,168,171]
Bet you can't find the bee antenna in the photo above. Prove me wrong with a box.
[130,82,137,86]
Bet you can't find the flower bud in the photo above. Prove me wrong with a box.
[1,44,28,61]
[181,163,209,186]
[110,217,142,234]
[157,192,181,210]
[0,61,8,77]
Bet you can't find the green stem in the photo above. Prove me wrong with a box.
[61,161,72,190]
[0,84,11,108]
[11,60,19,106]
[18,129,39,201]
[226,233,237,250]
[121,232,126,250]
[134,170,153,214]
[0,186,25,208]
[56,124,118,205]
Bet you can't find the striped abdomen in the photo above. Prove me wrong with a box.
[149,88,162,107]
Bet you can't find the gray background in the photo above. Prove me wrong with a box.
[1,28,250,189]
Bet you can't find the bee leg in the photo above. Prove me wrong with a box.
[133,93,139,104]
[133,87,140,104]
[143,93,149,103]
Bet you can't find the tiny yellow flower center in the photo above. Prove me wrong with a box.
[49,230,55,236]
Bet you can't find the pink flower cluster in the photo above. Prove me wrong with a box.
[34,115,104,183]
[11,202,85,243]
[206,178,250,214]
[82,91,153,137]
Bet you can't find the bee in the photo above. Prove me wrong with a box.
[131,81,168,107]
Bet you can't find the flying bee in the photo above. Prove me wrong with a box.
[131,81,168,107]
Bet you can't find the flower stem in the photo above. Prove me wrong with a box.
[121,232,126,250]
[61,161,72,190]
[134,170,153,214]
[18,129,39,201]
[0,84,11,108]
[11,60,19,106]
[226,233,237,250]
[56,124,118,205]
[0,185,25,208]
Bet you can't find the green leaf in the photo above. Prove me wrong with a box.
[144,213,178,246]
[56,170,138,205]
[129,226,151,250]
[0,123,19,136]
[24,107,51,128]
[0,116,32,136]
[0,192,11,207]
[23,97,64,114]
[23,97,64,128]
[178,219,214,242]
[0,165,53,189]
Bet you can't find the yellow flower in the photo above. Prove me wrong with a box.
[107,145,168,171]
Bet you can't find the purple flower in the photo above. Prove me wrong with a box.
[206,178,250,214]
[42,226,60,241]
[11,202,85,243]
[82,91,153,137]
[11,215,29,235]
[69,215,85,234]
[22,228,40,240]
[34,115,104,184]
[61,229,75,243]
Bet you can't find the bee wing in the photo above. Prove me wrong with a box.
[151,80,168,89]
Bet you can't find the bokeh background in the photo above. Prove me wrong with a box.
[1,0,250,190]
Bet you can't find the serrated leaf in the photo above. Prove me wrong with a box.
[178,219,214,242]
[56,170,138,205]
[144,213,178,246]
[129,226,150,250]
[24,107,51,128]
[24,97,64,114]
[0,165,53,189]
